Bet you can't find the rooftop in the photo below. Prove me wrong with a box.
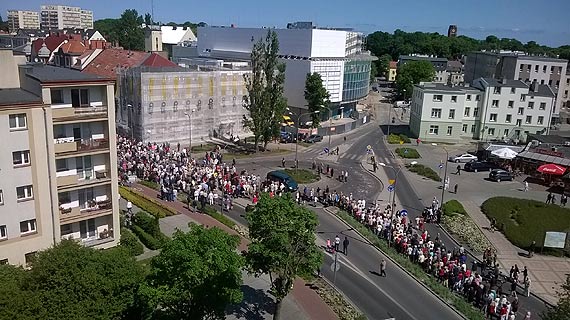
[81,49,176,79]
[480,78,529,88]
[415,83,466,92]
[0,88,41,106]
[527,84,555,98]
[399,55,448,63]
[23,64,110,83]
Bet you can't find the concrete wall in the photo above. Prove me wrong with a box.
[0,50,26,88]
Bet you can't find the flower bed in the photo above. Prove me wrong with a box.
[406,163,441,181]
[395,147,421,159]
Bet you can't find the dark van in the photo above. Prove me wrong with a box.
[463,161,497,172]
[266,171,298,191]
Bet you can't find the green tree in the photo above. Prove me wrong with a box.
[243,30,287,151]
[376,53,392,78]
[245,193,323,320]
[395,60,435,100]
[304,72,330,128]
[117,9,144,51]
[0,265,42,320]
[542,275,570,320]
[93,18,120,43]
[142,225,244,320]
[144,13,153,25]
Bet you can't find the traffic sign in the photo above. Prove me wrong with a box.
[403,148,408,153]
[367,145,372,150]
[438,163,443,169]
[388,179,395,185]
[324,147,329,153]
[400,209,408,216]
[387,185,394,192]
[400,140,404,145]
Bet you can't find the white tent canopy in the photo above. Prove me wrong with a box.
[491,147,519,160]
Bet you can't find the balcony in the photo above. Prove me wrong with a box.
[54,138,109,156]
[59,199,113,223]
[52,106,108,122]
[60,215,115,247]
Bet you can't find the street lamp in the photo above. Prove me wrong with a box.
[292,110,320,172]
[185,109,196,160]
[379,161,417,216]
[432,143,449,208]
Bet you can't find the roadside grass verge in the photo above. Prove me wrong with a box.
[283,169,320,184]
[441,200,492,254]
[406,163,441,182]
[395,147,420,159]
[119,186,177,218]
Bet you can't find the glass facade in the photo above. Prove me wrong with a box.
[342,59,371,103]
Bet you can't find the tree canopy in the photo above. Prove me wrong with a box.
[141,225,244,320]
[366,29,569,61]
[304,72,330,128]
[395,60,435,100]
[542,275,570,320]
[245,193,323,319]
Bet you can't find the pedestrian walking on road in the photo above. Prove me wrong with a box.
[126,200,133,215]
[524,181,529,192]
[282,157,286,168]
[380,259,387,277]
[524,277,531,297]
[334,235,341,252]
[454,184,458,194]
[561,194,568,207]
[330,167,334,178]
[546,192,553,204]
[343,236,350,256]
[372,161,377,172]
[528,240,535,258]
[456,165,461,175]
[344,170,349,182]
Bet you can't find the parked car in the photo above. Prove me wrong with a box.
[266,170,298,191]
[449,153,478,163]
[463,161,499,172]
[279,131,296,143]
[305,134,323,143]
[488,169,513,182]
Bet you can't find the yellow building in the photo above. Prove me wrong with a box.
[388,61,398,82]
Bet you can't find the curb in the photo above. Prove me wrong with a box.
[359,160,385,194]
[323,206,469,320]
[316,274,365,318]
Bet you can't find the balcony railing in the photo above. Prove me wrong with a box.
[54,138,109,155]
[52,105,108,120]
[59,199,113,222]
[77,138,109,152]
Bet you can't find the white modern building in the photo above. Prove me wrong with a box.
[410,78,556,143]
[40,5,93,29]
[7,10,40,32]
[196,23,375,121]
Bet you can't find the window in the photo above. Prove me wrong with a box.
[528,101,534,109]
[518,107,524,115]
[58,191,71,205]
[475,95,480,101]
[446,126,453,135]
[56,159,68,172]
[451,95,457,103]
[504,129,509,137]
[433,95,443,102]
[520,95,526,102]
[448,109,455,119]
[0,259,8,265]
[493,87,501,94]
[539,102,546,110]
[492,100,499,107]
[0,190,3,205]
[473,108,479,117]
[24,252,36,265]
[538,116,544,125]
[490,113,498,122]
[16,185,33,201]
[20,219,36,234]
[462,124,467,133]
[466,94,472,101]
[556,80,560,87]
[470,125,476,133]
[506,114,512,123]
[0,225,6,239]
[542,65,547,73]
[12,150,30,166]
[488,128,495,135]
[510,87,516,94]
[9,114,27,130]
[429,125,439,135]
[464,107,470,117]
[71,89,89,107]
[508,101,514,108]
[430,108,442,118]
[540,80,545,85]
[534,65,539,72]
[527,65,531,72]
[51,89,64,104]
[550,66,554,74]
[525,116,532,124]
[516,119,522,126]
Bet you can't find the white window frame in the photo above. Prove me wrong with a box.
[505,114,512,123]
[516,119,522,127]
[430,108,442,118]
[0,189,3,205]
[539,102,546,110]
[20,219,36,235]
[489,113,498,122]
[451,96,457,103]
[12,150,31,167]
[492,100,499,107]
[466,95,472,101]
[510,87,516,94]
[488,128,495,135]
[464,107,470,117]
[470,125,476,133]
[525,116,532,124]
[538,116,544,125]
[16,185,33,201]
[432,95,443,102]
[473,108,479,117]
[508,101,514,108]
[462,124,467,133]
[446,126,453,136]
[528,102,534,109]
[0,225,6,239]
[429,125,439,135]
[448,109,455,119]
[518,108,524,115]
[9,114,27,130]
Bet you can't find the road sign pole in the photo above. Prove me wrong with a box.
[333,250,338,285]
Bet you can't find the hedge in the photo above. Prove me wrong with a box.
[139,180,159,190]
[119,228,144,256]
[442,200,467,216]
[133,211,165,241]
[119,186,177,218]
[395,147,420,159]
[406,163,441,182]
[481,197,570,249]
[335,210,484,320]
[204,206,236,229]
[132,225,164,250]
[387,133,411,144]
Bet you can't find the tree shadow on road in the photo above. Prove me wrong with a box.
[226,285,275,319]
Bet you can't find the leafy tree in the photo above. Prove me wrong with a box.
[93,18,120,43]
[142,225,244,320]
[395,60,435,100]
[0,265,42,320]
[243,30,287,151]
[370,61,378,81]
[376,53,392,78]
[304,72,330,128]
[542,274,570,320]
[144,13,153,26]
[245,193,323,320]
[117,9,144,51]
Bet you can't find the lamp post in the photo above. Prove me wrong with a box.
[292,110,320,173]
[432,143,449,207]
[185,109,195,160]
[379,161,417,216]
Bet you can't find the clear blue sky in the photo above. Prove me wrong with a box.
[3,0,569,47]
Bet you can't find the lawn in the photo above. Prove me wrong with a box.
[387,133,411,144]
[224,148,291,159]
[406,163,441,182]
[481,197,570,250]
[191,143,217,152]
[395,147,420,159]
[283,169,320,184]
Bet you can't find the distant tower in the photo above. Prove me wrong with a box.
[448,25,457,37]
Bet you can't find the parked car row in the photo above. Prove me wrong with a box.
[279,131,323,144]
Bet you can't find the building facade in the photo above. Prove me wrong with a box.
[40,5,93,29]
[399,55,450,83]
[388,61,397,82]
[7,10,40,32]
[0,50,119,265]
[409,78,555,143]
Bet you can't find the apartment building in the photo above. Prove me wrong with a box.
[40,5,93,29]
[0,50,119,265]
[409,78,555,143]
[7,10,40,32]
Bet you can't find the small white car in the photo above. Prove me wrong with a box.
[448,153,478,163]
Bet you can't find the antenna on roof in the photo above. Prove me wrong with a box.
[151,0,155,25]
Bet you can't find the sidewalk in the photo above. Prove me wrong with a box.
[128,183,338,320]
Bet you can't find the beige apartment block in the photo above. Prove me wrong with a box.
[40,5,93,29]
[0,50,119,265]
[7,10,40,32]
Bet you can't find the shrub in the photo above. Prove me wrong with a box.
[395,147,420,159]
[139,180,159,190]
[119,228,144,256]
[203,206,236,229]
[398,134,411,143]
[133,211,163,240]
[406,164,441,181]
[387,134,401,144]
[481,197,570,249]
[132,225,163,250]
[442,200,467,216]
[119,186,177,218]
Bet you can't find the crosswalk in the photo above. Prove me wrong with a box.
[339,153,362,160]
[302,147,364,161]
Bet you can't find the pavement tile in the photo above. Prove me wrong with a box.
[531,271,563,282]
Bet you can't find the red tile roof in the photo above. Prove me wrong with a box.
[389,61,398,69]
[81,48,150,79]
[141,53,177,67]
[59,40,86,54]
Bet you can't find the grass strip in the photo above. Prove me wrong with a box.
[119,186,177,218]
